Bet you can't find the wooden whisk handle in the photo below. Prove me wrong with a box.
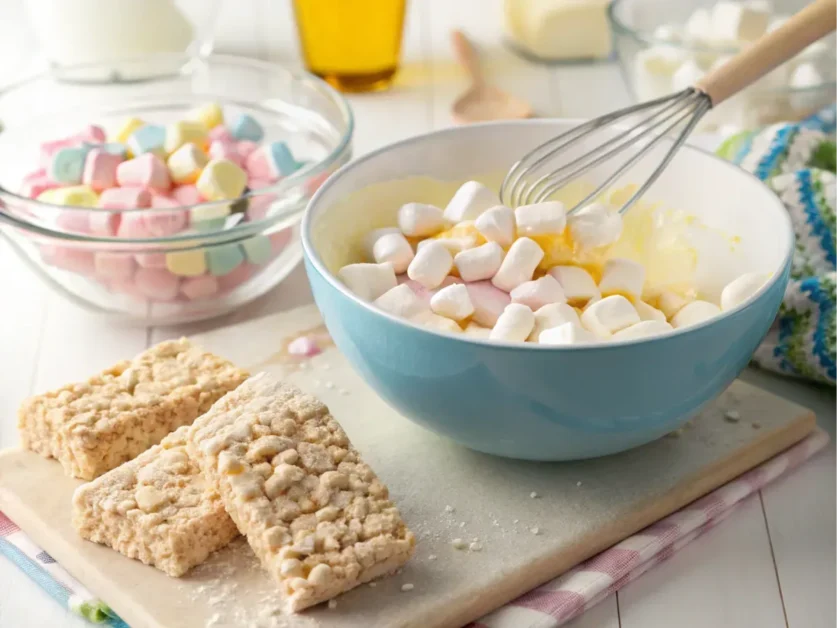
[696,0,837,106]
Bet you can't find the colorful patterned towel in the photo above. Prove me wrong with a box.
[717,106,836,385]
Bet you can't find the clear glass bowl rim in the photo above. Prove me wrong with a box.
[0,53,354,245]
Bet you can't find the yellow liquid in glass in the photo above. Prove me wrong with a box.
[292,0,407,93]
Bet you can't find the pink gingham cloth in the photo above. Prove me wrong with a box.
[0,430,828,627]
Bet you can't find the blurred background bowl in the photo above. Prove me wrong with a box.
[0,54,353,325]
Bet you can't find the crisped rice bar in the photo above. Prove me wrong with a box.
[19,338,249,480]
[72,426,239,577]
[186,373,415,612]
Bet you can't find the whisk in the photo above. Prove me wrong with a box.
[501,0,837,214]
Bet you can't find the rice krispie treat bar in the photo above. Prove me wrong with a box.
[19,338,249,480]
[72,426,239,577]
[186,373,415,612]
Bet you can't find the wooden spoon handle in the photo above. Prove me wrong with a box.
[451,29,483,86]
[696,0,836,106]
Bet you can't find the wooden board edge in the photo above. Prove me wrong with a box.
[432,410,819,628]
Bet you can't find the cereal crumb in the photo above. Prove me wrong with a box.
[328,599,338,609]
[530,491,539,499]
[513,519,519,524]
[530,527,541,535]
[459,521,465,528]
[452,538,468,550]
[724,410,741,422]
[576,481,583,487]
[428,554,437,561]
[469,542,483,552]
[752,421,761,429]
[401,583,414,592]
[444,505,455,513]
[369,582,377,588]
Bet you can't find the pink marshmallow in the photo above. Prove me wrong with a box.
[135,252,167,269]
[144,196,188,236]
[181,275,219,300]
[116,212,151,238]
[40,245,95,275]
[22,174,59,199]
[236,140,258,159]
[465,280,511,328]
[82,148,123,192]
[55,211,92,234]
[88,209,120,236]
[99,187,152,210]
[95,252,136,279]
[246,187,276,221]
[208,140,243,167]
[116,153,171,192]
[78,124,106,143]
[24,168,47,181]
[107,277,141,297]
[217,262,253,292]
[208,126,234,143]
[269,228,293,255]
[135,267,180,301]
[39,137,77,166]
[398,275,462,305]
[171,184,203,206]
[245,147,276,181]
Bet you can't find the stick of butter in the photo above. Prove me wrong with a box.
[504,0,613,61]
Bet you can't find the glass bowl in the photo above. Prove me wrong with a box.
[608,0,836,131]
[0,54,353,325]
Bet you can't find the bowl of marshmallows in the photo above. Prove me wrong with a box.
[609,0,836,132]
[303,120,793,461]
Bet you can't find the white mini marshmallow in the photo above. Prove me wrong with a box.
[398,202,445,237]
[491,237,544,292]
[684,7,713,42]
[548,266,600,305]
[637,45,688,75]
[464,321,492,338]
[443,181,501,223]
[418,235,480,255]
[653,24,682,42]
[634,300,668,323]
[581,295,640,337]
[510,275,566,310]
[474,205,516,247]
[466,281,511,327]
[672,58,705,92]
[411,310,462,334]
[373,284,428,318]
[789,62,823,90]
[671,300,722,328]
[431,283,475,321]
[598,258,646,301]
[528,303,580,341]
[490,303,535,343]
[612,320,673,341]
[720,272,768,310]
[372,232,414,274]
[567,203,623,249]
[538,322,598,346]
[656,290,690,319]
[514,202,567,236]
[338,262,397,301]
[407,241,453,289]
[711,1,770,43]
[363,227,401,257]
[454,241,505,282]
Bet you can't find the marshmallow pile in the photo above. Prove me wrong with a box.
[633,1,830,130]
[19,103,313,303]
[338,181,769,346]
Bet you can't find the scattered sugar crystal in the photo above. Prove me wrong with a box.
[328,599,338,609]
[206,614,222,627]
[459,521,466,528]
[469,542,483,552]
[445,505,455,513]
[401,583,415,592]
[452,538,468,549]
[531,527,541,535]
[725,410,741,422]
[576,481,583,487]
[325,381,335,389]
[530,491,539,498]
[428,554,437,561]
[369,582,377,588]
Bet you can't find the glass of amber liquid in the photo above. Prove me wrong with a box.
[292,0,407,93]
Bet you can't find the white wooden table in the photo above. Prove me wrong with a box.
[0,1,834,627]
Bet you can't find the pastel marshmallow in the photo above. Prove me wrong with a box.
[410,310,463,334]
[116,153,171,192]
[229,113,264,142]
[116,212,151,238]
[127,124,166,157]
[49,146,90,184]
[454,241,504,282]
[240,236,272,265]
[208,140,244,168]
[372,232,414,274]
[656,290,691,318]
[21,173,59,199]
[364,227,402,257]
[443,181,501,223]
[548,266,601,305]
[135,268,180,301]
[40,245,95,275]
[430,283,474,321]
[671,300,722,328]
[613,320,674,341]
[720,273,768,310]
[511,275,566,310]
[181,275,220,300]
[217,262,253,292]
[514,202,567,236]
[266,142,303,176]
[581,295,640,337]
[208,125,234,143]
[491,237,544,292]
[490,303,535,342]
[94,252,136,279]
[145,197,188,236]
[407,241,454,289]
[168,143,209,184]
[634,300,668,323]
[112,117,145,144]
[598,258,646,301]
[567,203,623,249]
[339,262,398,301]
[711,1,769,43]
[374,284,429,318]
[196,158,248,200]
[206,243,245,276]
[40,137,77,167]
[528,302,581,341]
[171,184,204,206]
[465,281,512,327]
[164,120,208,154]
[538,322,598,346]
[236,140,259,159]
[187,103,224,130]
[464,322,492,338]
[82,148,123,191]
[99,187,152,209]
[166,248,207,277]
[39,185,98,208]
[398,203,445,237]
[474,205,516,247]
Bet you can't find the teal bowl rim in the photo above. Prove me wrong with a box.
[302,119,794,351]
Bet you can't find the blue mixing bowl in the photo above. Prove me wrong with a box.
[302,120,793,460]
